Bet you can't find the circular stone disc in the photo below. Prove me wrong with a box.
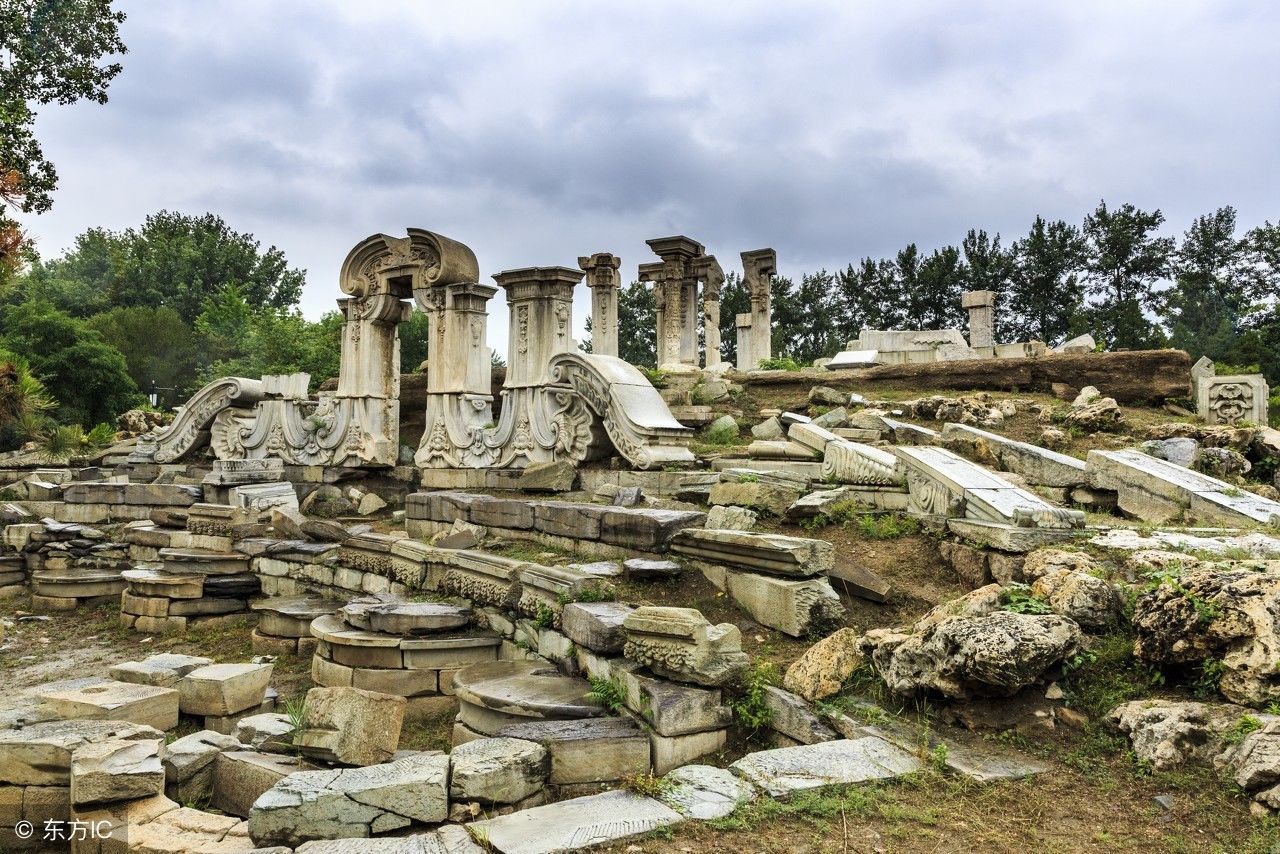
[451,660,603,719]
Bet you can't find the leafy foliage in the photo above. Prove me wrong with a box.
[999,584,1054,615]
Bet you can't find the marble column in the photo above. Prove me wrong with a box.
[740,248,776,370]
[644,236,705,371]
[495,266,585,388]
[579,252,622,358]
[962,290,996,350]
[693,255,725,369]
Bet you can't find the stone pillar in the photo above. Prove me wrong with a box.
[735,313,753,371]
[637,261,669,367]
[741,248,776,370]
[643,236,705,372]
[693,255,724,369]
[579,252,621,358]
[494,266,585,389]
[962,290,996,350]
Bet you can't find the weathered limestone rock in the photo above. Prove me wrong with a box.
[560,602,633,654]
[37,679,180,732]
[762,686,839,744]
[213,750,314,818]
[704,504,757,531]
[1108,699,1252,770]
[518,460,578,492]
[1132,566,1280,705]
[467,788,683,854]
[783,627,864,701]
[497,717,650,785]
[1219,721,1280,791]
[671,528,832,577]
[1141,437,1200,468]
[860,585,1083,699]
[729,737,921,797]
[69,734,165,805]
[179,663,274,717]
[622,607,749,687]
[248,752,450,847]
[163,730,242,803]
[659,764,756,819]
[234,713,296,750]
[110,653,213,688]
[0,719,162,786]
[296,687,406,767]
[449,736,548,804]
[708,480,802,516]
[1030,568,1121,631]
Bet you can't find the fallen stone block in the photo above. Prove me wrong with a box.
[163,729,242,804]
[179,663,273,717]
[296,686,406,767]
[498,717,650,785]
[622,606,748,687]
[214,749,315,819]
[70,734,165,805]
[449,736,548,805]
[729,736,921,796]
[248,752,450,847]
[660,764,756,820]
[37,679,180,732]
[467,788,682,854]
[110,653,213,688]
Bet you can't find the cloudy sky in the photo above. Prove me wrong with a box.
[19,0,1280,349]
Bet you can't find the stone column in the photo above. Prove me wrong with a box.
[579,252,621,358]
[741,248,776,369]
[693,255,725,369]
[494,266,585,389]
[644,236,705,371]
[735,313,754,371]
[962,290,996,350]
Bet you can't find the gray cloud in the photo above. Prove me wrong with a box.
[19,0,1280,351]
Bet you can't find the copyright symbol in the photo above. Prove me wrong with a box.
[14,820,32,839]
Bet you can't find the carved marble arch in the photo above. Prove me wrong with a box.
[340,228,480,303]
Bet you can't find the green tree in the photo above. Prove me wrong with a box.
[23,211,306,323]
[399,310,430,372]
[1081,200,1174,349]
[87,305,197,397]
[912,245,966,330]
[771,271,842,364]
[193,282,254,366]
[0,347,54,450]
[1163,207,1254,365]
[0,0,126,268]
[616,281,656,367]
[1240,221,1280,385]
[1006,216,1088,345]
[0,301,139,424]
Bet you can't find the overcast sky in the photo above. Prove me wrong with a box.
[18,1,1280,351]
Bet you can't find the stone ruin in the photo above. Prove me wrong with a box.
[132,228,696,473]
[826,288,1098,369]
[1192,355,1270,426]
[6,227,1280,851]
[637,236,777,372]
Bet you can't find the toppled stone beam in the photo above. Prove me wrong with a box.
[670,529,833,577]
[1086,448,1280,528]
[940,422,1087,488]
[743,349,1192,404]
[895,446,1084,530]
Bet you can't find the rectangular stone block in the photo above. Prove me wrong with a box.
[37,681,179,732]
[599,507,706,551]
[533,502,606,539]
